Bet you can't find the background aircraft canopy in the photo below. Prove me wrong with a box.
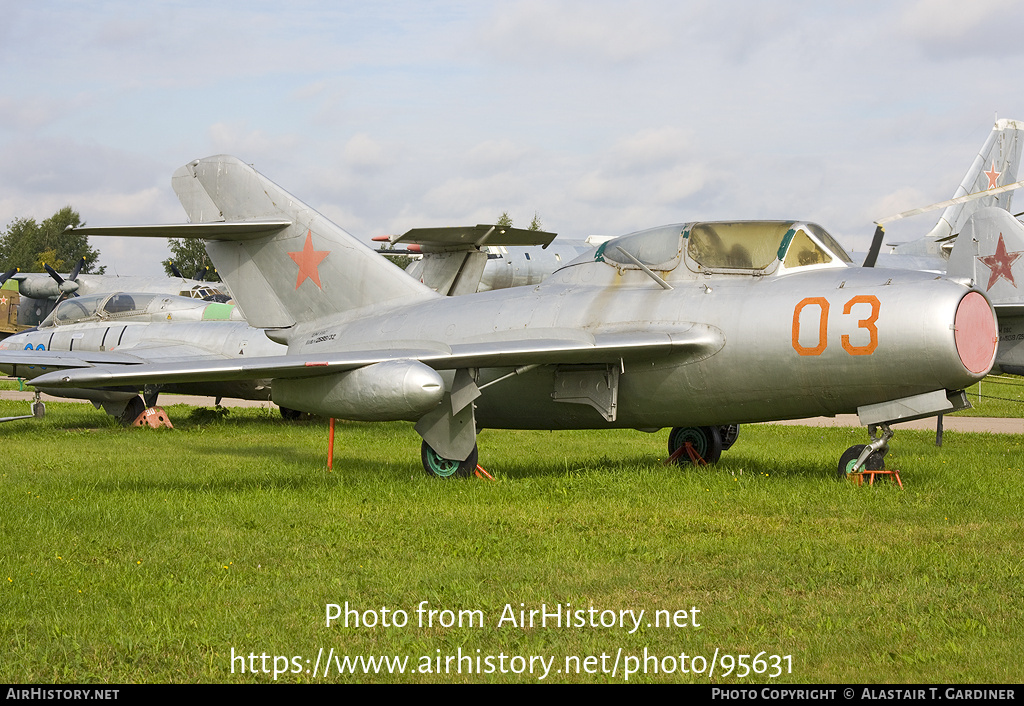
[40,292,240,328]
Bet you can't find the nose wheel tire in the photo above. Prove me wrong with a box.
[837,444,885,480]
[668,426,723,466]
[421,441,478,478]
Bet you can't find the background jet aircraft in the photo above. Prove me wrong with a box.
[471,237,610,293]
[947,206,1024,377]
[377,227,604,295]
[0,290,282,423]
[36,154,997,481]
[862,118,1024,271]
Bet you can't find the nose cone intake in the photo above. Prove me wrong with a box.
[954,292,998,375]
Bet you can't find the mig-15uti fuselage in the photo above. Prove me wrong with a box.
[28,155,998,478]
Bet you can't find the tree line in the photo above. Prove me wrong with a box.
[0,207,104,274]
[0,206,216,280]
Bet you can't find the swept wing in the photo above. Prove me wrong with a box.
[25,326,722,389]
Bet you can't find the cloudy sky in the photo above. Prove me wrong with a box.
[3,0,1024,276]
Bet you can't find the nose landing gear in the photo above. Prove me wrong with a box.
[837,423,892,480]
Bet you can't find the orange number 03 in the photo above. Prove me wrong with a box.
[792,295,880,356]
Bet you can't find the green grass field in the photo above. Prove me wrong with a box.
[0,399,1021,683]
[955,375,1024,417]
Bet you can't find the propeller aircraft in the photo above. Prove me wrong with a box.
[7,258,231,330]
[6,154,998,479]
[10,260,230,303]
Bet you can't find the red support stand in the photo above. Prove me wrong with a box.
[327,417,335,470]
[850,469,903,489]
[664,442,708,466]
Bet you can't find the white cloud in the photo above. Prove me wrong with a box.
[206,123,301,161]
[899,0,1024,57]
[610,127,694,172]
[466,139,530,172]
[342,133,393,172]
[481,0,688,67]
[900,0,1004,40]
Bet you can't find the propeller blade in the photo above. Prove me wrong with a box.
[43,263,66,286]
[169,261,183,278]
[69,257,85,281]
[193,266,208,281]
[0,268,17,285]
[862,225,885,268]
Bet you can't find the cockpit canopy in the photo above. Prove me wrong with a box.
[590,220,852,276]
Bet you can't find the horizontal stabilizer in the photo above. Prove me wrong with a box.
[70,221,292,241]
[875,180,1024,226]
[995,303,1024,318]
[393,224,557,250]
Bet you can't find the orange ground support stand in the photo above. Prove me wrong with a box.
[664,442,708,466]
[850,469,903,489]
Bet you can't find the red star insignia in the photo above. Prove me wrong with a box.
[288,230,330,289]
[0,296,7,306]
[984,161,1001,190]
[977,233,1022,289]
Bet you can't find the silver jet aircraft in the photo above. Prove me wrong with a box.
[947,206,1024,376]
[377,227,601,295]
[0,290,282,423]
[28,155,998,479]
[864,118,1024,271]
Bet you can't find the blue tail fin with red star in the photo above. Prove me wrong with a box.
[171,155,438,330]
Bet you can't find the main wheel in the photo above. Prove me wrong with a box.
[668,426,723,466]
[119,395,146,426]
[421,441,478,478]
[837,444,884,480]
[719,424,740,451]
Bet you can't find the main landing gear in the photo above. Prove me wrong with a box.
[666,425,740,466]
[118,396,146,426]
[421,441,479,478]
[837,423,892,480]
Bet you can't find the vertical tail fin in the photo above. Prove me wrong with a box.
[948,206,1024,376]
[171,155,437,329]
[908,119,1024,255]
[947,206,1024,306]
